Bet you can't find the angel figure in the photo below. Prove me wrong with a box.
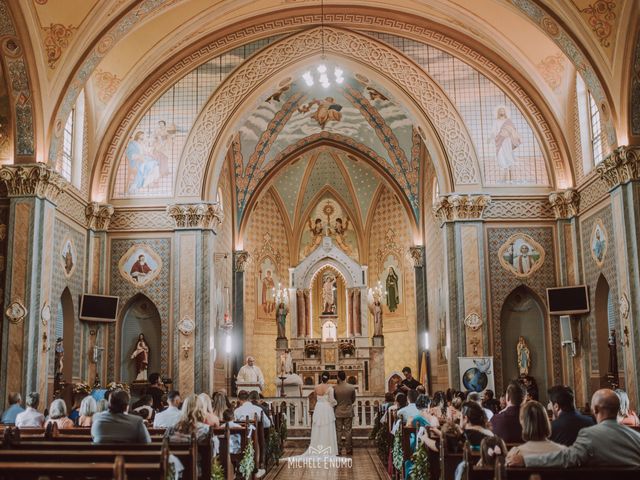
[303,217,324,257]
[332,217,352,255]
[298,97,343,129]
[367,289,384,337]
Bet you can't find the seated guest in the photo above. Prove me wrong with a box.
[615,389,640,426]
[165,394,210,442]
[132,395,155,422]
[410,394,438,428]
[1,393,24,424]
[505,400,565,465]
[211,391,228,421]
[477,436,508,468]
[249,391,271,424]
[429,391,447,421]
[15,392,45,428]
[490,381,525,443]
[482,389,501,415]
[154,390,182,428]
[45,399,74,429]
[397,389,420,423]
[460,401,493,449]
[96,398,109,413]
[381,392,395,413]
[221,409,242,454]
[234,390,271,428]
[381,392,406,425]
[468,391,494,420]
[447,396,463,423]
[507,388,640,467]
[147,373,165,410]
[397,367,421,393]
[91,389,151,444]
[78,396,97,427]
[499,394,507,411]
[198,393,220,427]
[547,385,594,446]
[68,400,80,425]
[416,385,426,395]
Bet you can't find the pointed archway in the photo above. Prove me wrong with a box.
[119,294,161,382]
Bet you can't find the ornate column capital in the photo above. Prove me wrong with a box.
[233,250,250,273]
[0,164,66,202]
[85,202,115,231]
[166,202,224,230]
[408,246,425,267]
[548,188,580,219]
[432,193,491,226]
[596,145,640,190]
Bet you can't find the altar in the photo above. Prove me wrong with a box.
[274,235,385,395]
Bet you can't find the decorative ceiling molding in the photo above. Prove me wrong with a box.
[548,188,580,219]
[432,193,491,226]
[0,164,66,202]
[596,144,640,190]
[85,201,115,230]
[166,202,224,231]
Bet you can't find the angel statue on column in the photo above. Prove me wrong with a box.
[367,288,384,337]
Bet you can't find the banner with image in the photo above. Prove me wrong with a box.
[458,356,495,394]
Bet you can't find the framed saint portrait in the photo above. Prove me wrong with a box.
[498,233,545,278]
[590,219,607,267]
[60,236,77,278]
[118,244,162,288]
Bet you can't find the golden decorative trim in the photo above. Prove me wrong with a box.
[166,202,223,230]
[0,164,66,202]
[548,188,580,219]
[596,145,640,190]
[432,194,491,226]
[85,202,115,231]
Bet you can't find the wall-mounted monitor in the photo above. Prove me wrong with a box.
[79,294,119,322]
[546,285,589,315]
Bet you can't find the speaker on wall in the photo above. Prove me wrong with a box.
[560,315,573,344]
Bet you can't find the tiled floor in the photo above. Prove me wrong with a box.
[265,447,389,479]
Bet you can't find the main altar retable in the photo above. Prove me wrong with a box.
[275,236,385,396]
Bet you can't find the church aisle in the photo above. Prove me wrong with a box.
[265,447,389,480]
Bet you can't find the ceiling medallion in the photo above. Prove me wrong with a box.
[6,300,27,324]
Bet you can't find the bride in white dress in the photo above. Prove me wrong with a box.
[302,371,339,457]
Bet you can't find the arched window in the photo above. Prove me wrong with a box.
[61,110,74,182]
[576,74,604,173]
[58,90,85,187]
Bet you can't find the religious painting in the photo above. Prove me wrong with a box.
[458,356,495,394]
[118,244,162,288]
[298,97,343,129]
[382,255,402,314]
[491,105,521,183]
[257,257,279,320]
[498,233,545,279]
[60,236,77,278]
[590,219,607,267]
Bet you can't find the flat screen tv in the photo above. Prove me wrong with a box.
[546,285,589,315]
[79,294,119,322]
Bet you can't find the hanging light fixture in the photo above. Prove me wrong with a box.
[302,0,344,88]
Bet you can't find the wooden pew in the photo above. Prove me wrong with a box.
[213,424,251,480]
[470,459,640,480]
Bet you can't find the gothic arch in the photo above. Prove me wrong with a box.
[180,26,483,202]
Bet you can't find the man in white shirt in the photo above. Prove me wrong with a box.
[234,390,271,428]
[396,389,420,423]
[15,392,45,428]
[236,356,265,391]
[153,390,182,428]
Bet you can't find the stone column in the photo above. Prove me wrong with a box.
[167,202,223,395]
[232,249,249,390]
[433,193,491,390]
[548,189,586,404]
[84,202,114,386]
[409,246,428,388]
[597,145,640,406]
[0,165,65,406]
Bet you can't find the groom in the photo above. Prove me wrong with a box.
[334,370,356,455]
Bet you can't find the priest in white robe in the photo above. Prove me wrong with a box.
[236,356,265,391]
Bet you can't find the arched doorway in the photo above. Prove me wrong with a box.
[500,286,549,400]
[594,274,613,388]
[120,295,161,382]
[56,288,75,382]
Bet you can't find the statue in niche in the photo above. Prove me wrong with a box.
[322,273,337,314]
[332,217,352,255]
[54,337,64,378]
[372,300,383,336]
[130,333,150,382]
[385,266,400,312]
[279,349,294,375]
[276,301,288,339]
[516,336,530,376]
[303,218,324,257]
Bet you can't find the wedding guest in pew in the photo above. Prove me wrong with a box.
[221,409,242,454]
[249,391,271,425]
[147,373,166,410]
[381,392,406,425]
[615,389,640,427]
[198,393,220,427]
[96,398,109,413]
[78,395,98,427]
[448,396,463,423]
[505,400,565,465]
[234,390,271,428]
[547,385,594,446]
[468,391,494,421]
[132,395,155,423]
[154,390,182,429]
[45,399,74,429]
[165,394,210,442]
[381,392,395,414]
[460,401,493,450]
[211,391,228,421]
[409,394,438,429]
[482,390,501,416]
[490,381,525,443]
[68,400,81,425]
[91,389,151,444]
[429,391,447,421]
[507,388,640,468]
[15,392,45,428]
[0,392,24,424]
[477,436,508,468]
[397,389,420,423]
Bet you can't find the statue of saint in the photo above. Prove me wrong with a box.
[276,302,288,339]
[54,337,64,377]
[385,267,400,312]
[372,300,383,336]
[130,333,150,381]
[516,336,530,376]
[322,274,336,314]
[279,349,294,375]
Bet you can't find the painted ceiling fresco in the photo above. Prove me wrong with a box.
[233,69,419,223]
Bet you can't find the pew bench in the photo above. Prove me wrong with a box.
[470,464,640,480]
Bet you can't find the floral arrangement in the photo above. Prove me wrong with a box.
[210,457,224,480]
[392,427,403,471]
[106,381,130,393]
[267,427,283,465]
[409,443,429,479]
[339,341,355,355]
[304,342,320,357]
[72,382,91,395]
[239,439,255,480]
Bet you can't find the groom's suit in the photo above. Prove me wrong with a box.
[334,380,356,454]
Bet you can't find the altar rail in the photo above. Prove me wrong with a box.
[266,396,383,428]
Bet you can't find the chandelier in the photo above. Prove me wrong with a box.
[273,282,288,305]
[302,0,344,88]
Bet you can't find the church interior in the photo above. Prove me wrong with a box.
[0,0,640,478]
